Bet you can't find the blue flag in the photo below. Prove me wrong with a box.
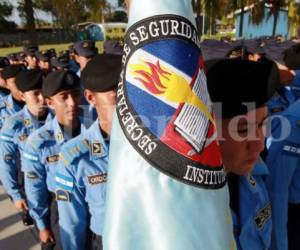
[104,1,236,249]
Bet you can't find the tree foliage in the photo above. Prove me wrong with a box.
[0,1,17,32]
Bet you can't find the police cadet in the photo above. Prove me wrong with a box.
[55,53,121,250]
[265,46,300,250]
[51,51,70,71]
[7,53,18,65]
[23,45,38,70]
[36,50,52,74]
[0,57,10,99]
[0,69,51,226]
[23,70,90,249]
[206,59,278,250]
[73,40,98,76]
[0,65,25,129]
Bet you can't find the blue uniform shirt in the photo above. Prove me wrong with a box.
[266,99,300,250]
[22,117,89,230]
[0,94,24,129]
[290,70,300,100]
[0,107,52,201]
[231,160,272,250]
[56,120,108,250]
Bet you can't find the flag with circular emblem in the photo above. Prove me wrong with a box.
[104,0,236,249]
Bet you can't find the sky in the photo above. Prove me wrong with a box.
[5,0,118,25]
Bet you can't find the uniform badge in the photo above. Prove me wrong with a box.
[92,142,102,155]
[46,154,60,163]
[87,173,107,185]
[19,134,28,141]
[55,189,71,202]
[56,132,64,142]
[4,154,13,161]
[248,175,256,188]
[254,204,271,229]
[116,14,225,189]
[24,119,31,127]
[26,171,38,179]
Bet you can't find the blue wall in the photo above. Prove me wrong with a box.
[236,7,289,39]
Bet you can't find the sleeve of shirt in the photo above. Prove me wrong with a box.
[23,139,50,230]
[56,158,89,250]
[265,140,299,250]
[0,130,22,201]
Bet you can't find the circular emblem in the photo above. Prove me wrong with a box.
[116,15,225,189]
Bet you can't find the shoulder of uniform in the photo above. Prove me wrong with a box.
[27,129,53,149]
[60,136,90,166]
[0,114,24,142]
[0,99,6,109]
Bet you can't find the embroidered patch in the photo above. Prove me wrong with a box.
[19,134,28,141]
[92,142,102,155]
[46,154,60,163]
[24,119,31,127]
[248,175,256,188]
[87,173,107,185]
[55,132,64,142]
[56,174,73,191]
[4,154,13,161]
[55,189,71,202]
[116,14,225,189]
[1,135,14,142]
[255,204,271,229]
[282,143,300,156]
[26,171,38,179]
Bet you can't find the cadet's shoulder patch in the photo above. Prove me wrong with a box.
[254,204,271,230]
[0,134,14,143]
[87,173,107,185]
[61,138,89,166]
[23,118,31,127]
[55,189,71,202]
[282,142,300,157]
[46,154,60,163]
[26,171,38,179]
[55,173,74,192]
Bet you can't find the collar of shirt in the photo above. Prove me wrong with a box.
[23,106,52,130]
[6,94,23,111]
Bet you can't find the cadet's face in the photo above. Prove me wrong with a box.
[25,55,37,69]
[47,88,81,125]
[6,77,22,101]
[0,69,7,88]
[217,107,268,175]
[94,90,116,118]
[23,89,47,117]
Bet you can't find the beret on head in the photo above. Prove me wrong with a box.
[283,43,300,70]
[36,50,51,61]
[0,57,9,68]
[51,55,70,69]
[42,70,80,97]
[1,65,24,80]
[16,69,44,92]
[81,54,122,92]
[74,40,98,57]
[23,45,38,56]
[206,59,278,119]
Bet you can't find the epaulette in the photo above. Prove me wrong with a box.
[60,137,90,166]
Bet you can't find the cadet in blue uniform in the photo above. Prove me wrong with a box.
[56,54,122,250]
[0,69,51,225]
[23,70,90,249]
[0,57,10,99]
[266,43,300,250]
[0,65,25,129]
[206,59,278,250]
[36,50,52,74]
[23,45,38,70]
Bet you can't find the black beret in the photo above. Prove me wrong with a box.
[36,50,51,61]
[81,54,122,92]
[15,69,43,92]
[104,40,124,55]
[23,45,38,56]
[42,70,80,97]
[206,59,278,119]
[283,43,300,70]
[1,65,24,80]
[0,57,10,68]
[50,55,70,69]
[74,40,98,57]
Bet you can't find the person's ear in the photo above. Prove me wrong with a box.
[46,97,54,110]
[84,89,96,106]
[19,91,26,102]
